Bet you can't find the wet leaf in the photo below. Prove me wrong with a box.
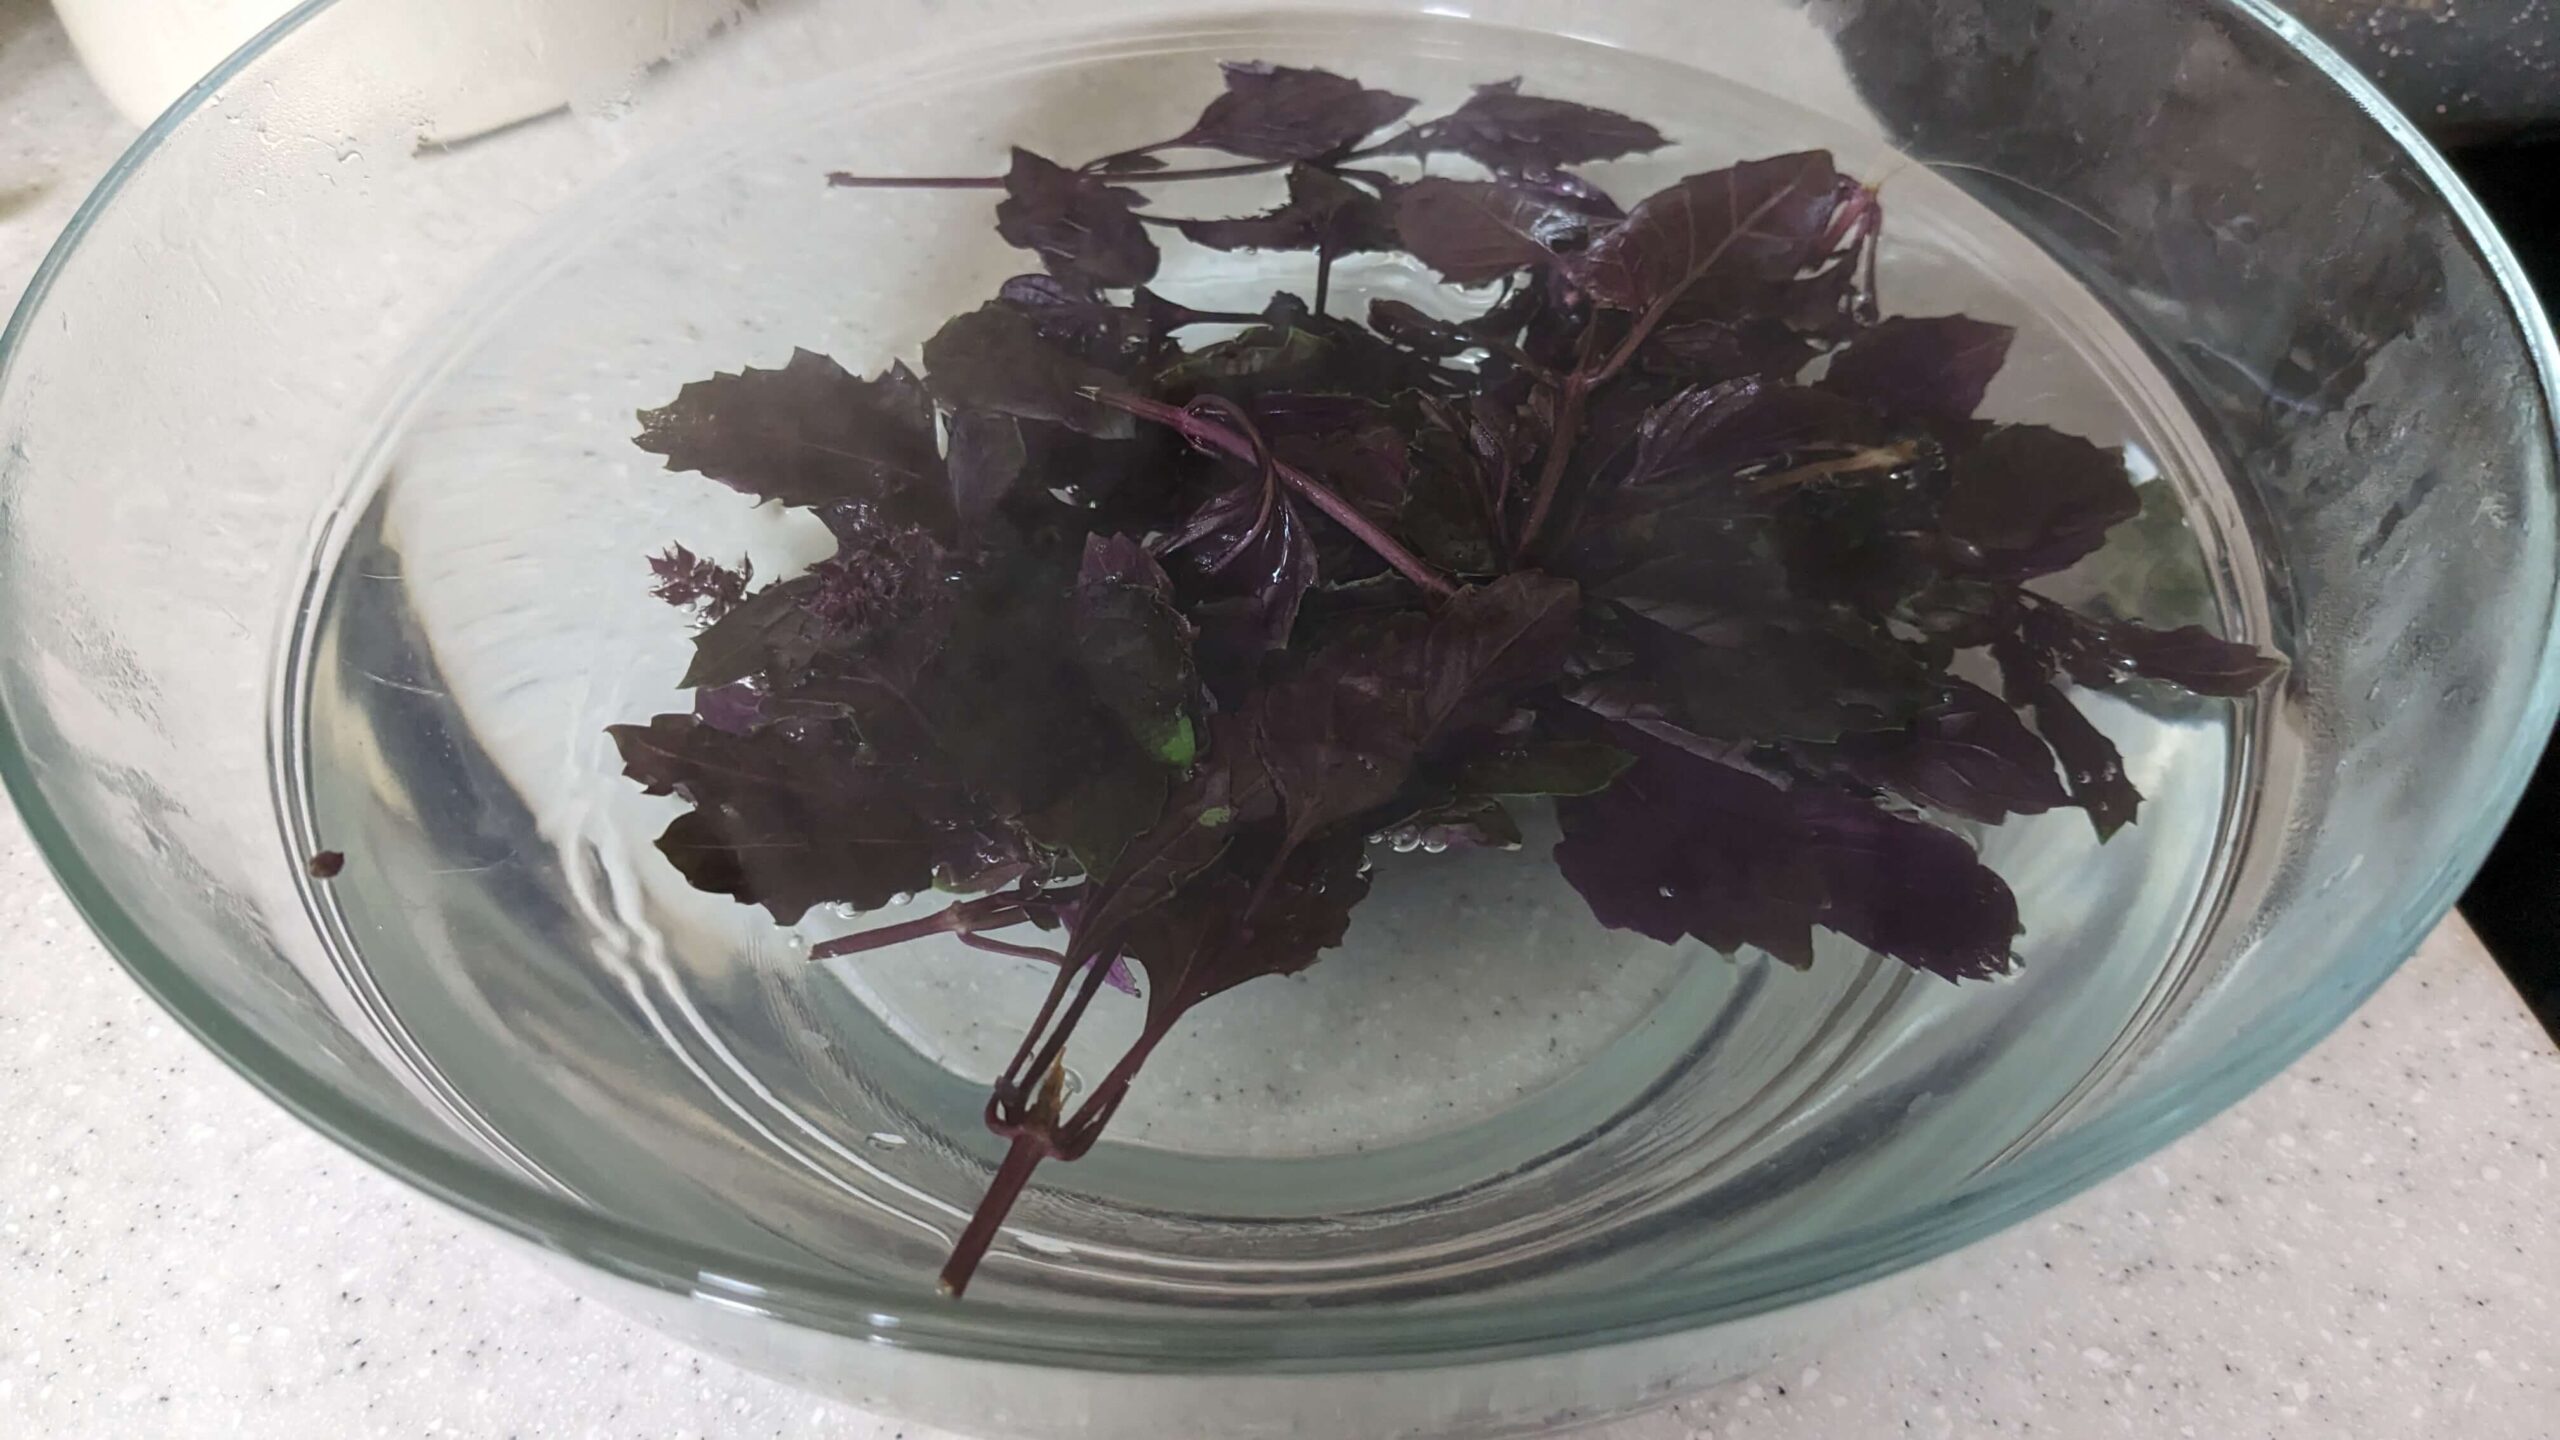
[1416,78,1669,172]
[1637,609,1941,743]
[995,148,1160,289]
[636,350,947,521]
[1177,62,1417,161]
[1385,794,1525,851]
[1818,680,2067,823]
[1074,534,1201,768]
[2019,680,2142,840]
[1941,425,2141,578]
[1455,738,1635,796]
[1819,314,2014,421]
[610,714,963,924]
[1394,178,1597,286]
[946,410,1028,530]
[1555,733,2019,980]
[1250,572,1579,846]
[1623,377,1883,489]
[680,577,828,690]
[1368,298,1478,359]
[1175,164,1399,254]
[1576,152,1854,313]
[922,304,1138,439]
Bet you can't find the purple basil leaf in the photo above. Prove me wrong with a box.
[1257,400,1413,521]
[1250,572,1580,846]
[1393,178,1597,286]
[1174,164,1399,253]
[1643,315,1821,384]
[1368,298,1477,359]
[1891,575,2016,653]
[1399,445,1502,576]
[1624,378,1885,489]
[2102,620,2287,696]
[1161,479,1319,707]
[1820,679,2067,824]
[995,148,1160,289]
[636,350,947,522]
[1419,78,1669,171]
[2020,680,2142,840]
[1559,473,1796,616]
[1941,425,2140,578]
[946,410,1028,531]
[1176,61,1417,162]
[610,714,962,924]
[679,576,827,689]
[1021,757,1171,883]
[1074,714,1279,939]
[1073,534,1202,769]
[1383,795,1525,851]
[996,275,1212,364]
[1500,166,1628,221]
[2012,599,2281,699]
[1575,151,1854,313]
[1120,825,1373,1025]
[921,304,1138,439]
[805,515,957,675]
[1155,319,1331,395]
[649,544,753,619]
[1636,608,1941,743]
[692,682,764,735]
[915,571,1171,878]
[1554,736,2019,980]
[1454,738,1636,797]
[1820,314,2015,421]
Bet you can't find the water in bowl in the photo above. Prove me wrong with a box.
[285,14,2268,1305]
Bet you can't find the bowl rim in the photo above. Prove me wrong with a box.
[4,0,2557,1374]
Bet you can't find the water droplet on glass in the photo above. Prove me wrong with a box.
[1420,838,1449,855]
[1658,884,1677,899]
[1364,831,1385,845]
[887,891,914,907]
[1058,1066,1085,1103]
[865,1131,908,1149]
[1391,834,1421,853]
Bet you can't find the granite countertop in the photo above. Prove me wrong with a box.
[3,7,2557,1438]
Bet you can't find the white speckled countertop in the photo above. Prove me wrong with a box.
[3,6,2557,1437]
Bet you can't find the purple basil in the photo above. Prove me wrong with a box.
[609,61,2282,1297]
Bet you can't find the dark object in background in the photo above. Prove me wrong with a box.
[2295,0,2560,144]
[1802,0,2560,1038]
[2449,142,2560,1042]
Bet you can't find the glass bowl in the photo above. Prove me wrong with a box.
[2,1,2553,1436]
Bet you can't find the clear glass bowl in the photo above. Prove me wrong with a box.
[2,1,2554,1437]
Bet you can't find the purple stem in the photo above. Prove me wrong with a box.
[1094,392,1459,600]
[809,896,1027,960]
[827,141,1405,195]
[961,933,1140,995]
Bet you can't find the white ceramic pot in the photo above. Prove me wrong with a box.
[52,0,738,140]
